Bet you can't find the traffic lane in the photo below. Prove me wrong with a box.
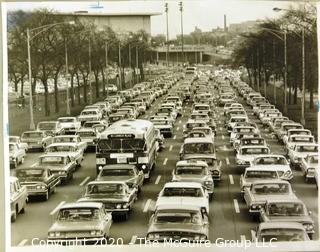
[11,94,169,246]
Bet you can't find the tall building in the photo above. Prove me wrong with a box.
[55,11,161,34]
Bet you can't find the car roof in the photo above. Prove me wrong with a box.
[259,222,305,229]
[163,182,204,188]
[251,179,290,185]
[39,153,70,158]
[155,204,201,212]
[176,160,208,167]
[58,117,76,120]
[184,137,213,144]
[59,202,103,210]
[87,181,127,186]
[266,198,303,204]
[47,142,78,147]
[101,164,137,169]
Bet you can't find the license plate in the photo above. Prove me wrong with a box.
[117,157,127,163]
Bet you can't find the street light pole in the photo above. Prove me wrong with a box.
[65,39,70,115]
[118,41,122,90]
[262,41,267,97]
[165,3,169,66]
[105,41,109,97]
[301,28,305,125]
[129,43,132,88]
[27,28,35,130]
[283,30,288,114]
[135,46,139,83]
[88,35,93,104]
[272,39,277,105]
[256,46,260,92]
[179,1,184,63]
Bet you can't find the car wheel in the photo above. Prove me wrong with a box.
[21,203,26,214]
[11,208,17,222]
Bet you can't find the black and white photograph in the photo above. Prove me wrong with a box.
[2,0,320,251]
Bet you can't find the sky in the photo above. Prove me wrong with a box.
[6,0,301,38]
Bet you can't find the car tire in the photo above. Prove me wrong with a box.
[11,208,17,222]
[123,212,129,221]
[21,204,26,214]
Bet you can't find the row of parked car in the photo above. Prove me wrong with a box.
[220,75,317,242]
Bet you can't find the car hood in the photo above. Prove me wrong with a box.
[49,220,103,232]
[251,193,297,202]
[97,176,135,183]
[173,175,207,183]
[78,195,128,202]
[156,197,207,208]
[252,164,291,171]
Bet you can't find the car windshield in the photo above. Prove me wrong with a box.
[231,118,246,123]
[155,211,201,224]
[297,146,318,153]
[98,139,145,151]
[253,183,289,194]
[241,148,269,155]
[81,111,97,115]
[184,143,214,154]
[290,137,313,143]
[162,187,204,197]
[83,122,100,128]
[254,157,287,165]
[259,228,307,242]
[22,132,43,138]
[191,115,209,120]
[16,169,45,180]
[58,118,75,123]
[78,131,95,137]
[289,131,310,136]
[245,171,278,179]
[57,208,100,222]
[242,139,264,145]
[195,106,209,110]
[267,203,306,216]
[47,146,76,152]
[86,183,125,195]
[284,125,302,131]
[54,137,78,143]
[152,120,168,125]
[310,156,318,163]
[176,166,206,175]
[38,122,56,130]
[40,156,66,165]
[100,169,135,177]
[235,127,253,133]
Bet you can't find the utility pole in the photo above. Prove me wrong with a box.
[135,46,139,83]
[27,28,35,130]
[256,46,260,92]
[272,39,277,105]
[262,41,267,97]
[118,41,122,90]
[88,35,93,104]
[129,43,132,88]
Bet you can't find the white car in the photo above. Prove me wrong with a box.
[76,128,99,147]
[78,108,102,124]
[156,182,210,213]
[283,129,312,145]
[240,167,280,194]
[250,155,293,181]
[9,143,26,168]
[236,146,270,168]
[288,143,318,168]
[300,154,318,182]
[45,142,84,166]
[285,135,315,153]
[52,135,87,152]
[57,117,81,134]
[226,115,248,133]
[9,136,28,152]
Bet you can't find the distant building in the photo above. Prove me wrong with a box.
[54,11,161,34]
[228,20,258,33]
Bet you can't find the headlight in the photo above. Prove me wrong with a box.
[251,204,262,210]
[304,224,314,231]
[41,185,46,189]
[122,203,129,209]
[49,232,55,237]
[194,235,200,240]
[59,171,65,175]
[116,204,122,209]
[154,234,160,239]
[91,230,97,235]
[55,232,60,237]
[36,185,41,189]
[236,159,246,164]
[204,181,213,185]
[141,165,146,170]
[148,234,154,239]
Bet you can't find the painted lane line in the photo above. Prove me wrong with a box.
[179,120,182,124]
[50,201,66,215]
[80,176,90,186]
[219,127,223,131]
[226,157,230,165]
[229,175,234,185]
[143,199,151,212]
[18,239,28,246]
[233,199,240,213]
[173,135,177,140]
[240,235,246,242]
[155,175,161,185]
[169,145,173,151]
[222,135,225,140]
[177,127,180,131]
[129,235,138,245]
[163,158,168,166]
[31,163,37,167]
